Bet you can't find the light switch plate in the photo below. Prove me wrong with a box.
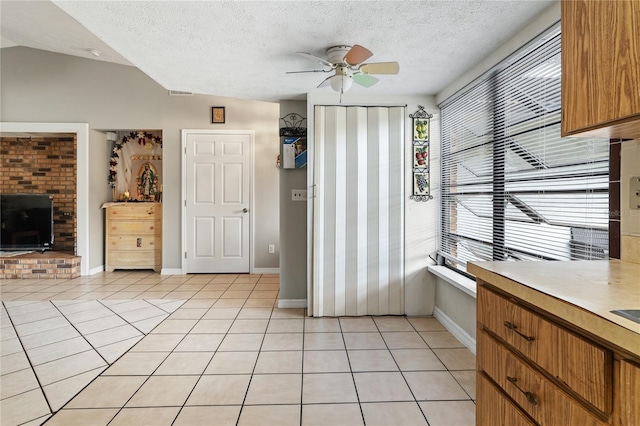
[292,189,307,201]
[631,176,640,210]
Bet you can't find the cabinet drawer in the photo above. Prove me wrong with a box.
[478,286,612,413]
[107,204,162,220]
[479,330,606,426]
[477,373,536,426]
[107,221,161,235]
[107,250,160,265]
[107,235,161,251]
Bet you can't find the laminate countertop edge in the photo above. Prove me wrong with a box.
[468,260,640,357]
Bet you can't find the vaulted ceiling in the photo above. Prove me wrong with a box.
[0,0,556,102]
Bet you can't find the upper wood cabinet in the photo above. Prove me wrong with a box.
[561,0,640,138]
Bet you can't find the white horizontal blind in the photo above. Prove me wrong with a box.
[440,25,609,274]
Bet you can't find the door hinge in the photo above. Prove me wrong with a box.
[184,252,187,259]
[184,199,187,207]
[184,147,187,154]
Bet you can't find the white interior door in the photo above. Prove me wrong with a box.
[183,130,251,273]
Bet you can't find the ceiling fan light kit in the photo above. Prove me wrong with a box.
[288,44,399,94]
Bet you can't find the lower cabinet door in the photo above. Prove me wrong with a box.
[477,373,536,426]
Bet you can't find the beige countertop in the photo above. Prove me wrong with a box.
[468,260,640,357]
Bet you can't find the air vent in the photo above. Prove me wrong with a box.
[168,90,194,96]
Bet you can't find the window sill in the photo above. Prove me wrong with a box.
[427,265,477,298]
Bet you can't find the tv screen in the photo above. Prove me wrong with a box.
[0,194,54,251]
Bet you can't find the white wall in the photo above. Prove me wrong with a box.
[1,47,280,272]
[306,92,438,316]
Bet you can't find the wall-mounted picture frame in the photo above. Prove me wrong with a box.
[211,107,225,123]
[413,118,429,141]
[413,145,429,169]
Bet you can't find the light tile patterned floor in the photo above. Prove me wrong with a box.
[0,271,476,425]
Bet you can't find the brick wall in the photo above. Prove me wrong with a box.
[0,136,77,253]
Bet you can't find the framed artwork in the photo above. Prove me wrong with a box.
[409,106,433,201]
[413,145,429,169]
[211,107,226,123]
[413,173,430,196]
[413,118,429,141]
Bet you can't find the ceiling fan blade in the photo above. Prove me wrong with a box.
[297,52,334,68]
[317,75,333,88]
[360,62,400,75]
[353,73,379,88]
[344,44,373,66]
[286,69,331,74]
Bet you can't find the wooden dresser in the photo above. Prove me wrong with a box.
[469,260,640,426]
[103,203,162,272]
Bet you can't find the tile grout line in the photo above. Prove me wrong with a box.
[337,317,367,426]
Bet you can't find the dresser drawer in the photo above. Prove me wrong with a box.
[107,220,161,235]
[479,330,607,426]
[478,285,612,413]
[477,373,536,426]
[107,250,160,266]
[107,235,161,251]
[107,203,162,220]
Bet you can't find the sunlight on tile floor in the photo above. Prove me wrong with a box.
[1,271,475,425]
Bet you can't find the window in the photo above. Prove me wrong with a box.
[439,24,609,274]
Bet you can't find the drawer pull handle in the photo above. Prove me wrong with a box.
[504,321,535,342]
[507,376,538,406]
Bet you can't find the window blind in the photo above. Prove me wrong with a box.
[439,24,609,274]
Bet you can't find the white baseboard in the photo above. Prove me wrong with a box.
[161,268,184,275]
[278,299,307,309]
[88,265,104,275]
[252,268,280,274]
[433,306,476,355]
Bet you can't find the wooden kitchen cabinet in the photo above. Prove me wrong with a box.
[104,203,162,272]
[561,0,640,138]
[616,359,640,426]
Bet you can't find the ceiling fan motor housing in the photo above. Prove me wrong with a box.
[326,46,352,65]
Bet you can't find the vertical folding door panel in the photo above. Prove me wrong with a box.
[313,106,404,317]
[185,132,251,273]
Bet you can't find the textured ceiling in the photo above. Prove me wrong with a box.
[1,0,556,102]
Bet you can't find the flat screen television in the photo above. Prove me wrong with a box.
[0,194,54,251]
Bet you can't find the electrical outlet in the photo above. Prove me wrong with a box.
[292,189,307,201]
[268,244,275,254]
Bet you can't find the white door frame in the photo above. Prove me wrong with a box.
[1,122,91,276]
[180,129,255,274]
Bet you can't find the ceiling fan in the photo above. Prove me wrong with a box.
[287,45,399,94]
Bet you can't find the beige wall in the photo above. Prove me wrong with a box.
[621,139,640,263]
[1,47,280,272]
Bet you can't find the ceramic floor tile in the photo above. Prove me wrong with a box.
[103,351,169,376]
[218,334,264,351]
[63,306,113,323]
[118,306,167,323]
[44,408,118,426]
[130,315,169,333]
[34,350,107,386]
[167,308,208,320]
[361,402,429,426]
[419,400,476,426]
[149,319,197,334]
[267,319,304,333]
[0,338,23,356]
[301,403,364,426]
[126,375,199,407]
[1,351,31,375]
[249,290,278,299]
[109,300,153,314]
[204,351,259,374]
[181,299,219,309]
[228,283,256,291]
[53,300,104,315]
[451,370,477,400]
[0,325,18,341]
[14,315,70,337]
[27,336,93,365]
[191,290,224,299]
[269,309,304,320]
[202,307,241,319]
[42,367,107,411]
[130,334,186,352]
[84,324,143,348]
[373,316,414,332]
[254,351,303,374]
[432,348,476,370]
[303,332,345,350]
[304,317,341,333]
[19,325,80,350]
[189,319,233,333]
[109,407,181,426]
[175,333,224,352]
[339,317,377,332]
[221,290,252,299]
[404,371,471,401]
[244,374,302,404]
[391,349,447,371]
[0,389,51,426]
[0,368,40,399]
[238,405,300,426]
[175,405,242,426]
[228,319,269,334]
[353,372,414,402]
[186,374,251,405]
[348,349,399,372]
[65,375,147,408]
[261,333,303,351]
[74,315,128,335]
[236,307,273,319]
[19,413,51,426]
[8,307,61,325]
[154,352,214,375]
[420,331,466,348]
[382,331,429,349]
[407,317,446,332]
[302,373,358,404]
[343,332,386,350]
[303,350,350,373]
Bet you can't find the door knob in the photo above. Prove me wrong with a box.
[243,208,249,213]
